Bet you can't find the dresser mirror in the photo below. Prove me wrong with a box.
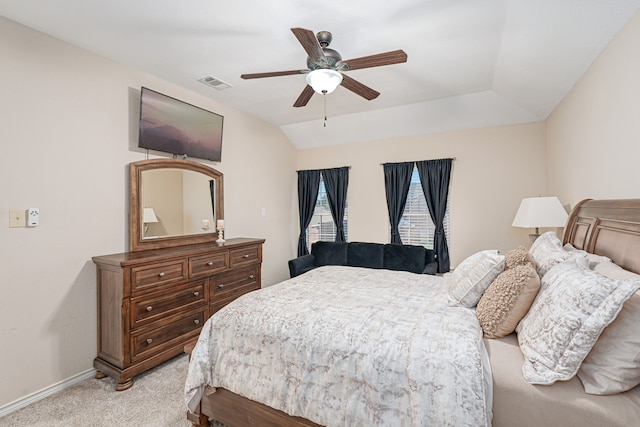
[129,158,224,251]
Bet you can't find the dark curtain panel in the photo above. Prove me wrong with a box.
[416,158,453,273]
[297,170,321,256]
[209,180,215,219]
[383,162,415,244]
[321,167,349,242]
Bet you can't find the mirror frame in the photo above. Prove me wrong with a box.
[129,158,224,252]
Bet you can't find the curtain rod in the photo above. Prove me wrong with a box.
[379,157,456,165]
[295,166,351,172]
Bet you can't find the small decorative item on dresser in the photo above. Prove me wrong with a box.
[216,219,225,243]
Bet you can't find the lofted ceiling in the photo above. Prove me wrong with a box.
[1,0,639,149]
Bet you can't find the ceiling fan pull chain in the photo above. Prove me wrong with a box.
[323,94,327,127]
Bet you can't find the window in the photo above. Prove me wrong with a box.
[399,167,449,249]
[306,176,348,251]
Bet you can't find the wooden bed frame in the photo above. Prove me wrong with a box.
[187,198,640,427]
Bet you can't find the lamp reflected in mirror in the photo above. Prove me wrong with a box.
[143,207,158,237]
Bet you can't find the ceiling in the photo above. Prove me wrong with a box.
[1,0,639,149]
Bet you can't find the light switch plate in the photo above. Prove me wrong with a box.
[9,210,26,228]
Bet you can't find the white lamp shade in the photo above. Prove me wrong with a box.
[512,197,568,228]
[143,207,158,223]
[305,69,343,94]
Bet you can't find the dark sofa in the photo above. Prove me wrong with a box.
[288,241,438,278]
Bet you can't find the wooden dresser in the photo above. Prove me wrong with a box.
[92,237,264,390]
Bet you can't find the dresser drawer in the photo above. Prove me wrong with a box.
[189,252,228,277]
[229,245,261,267]
[131,261,185,293]
[209,283,259,315]
[131,309,205,363]
[209,266,260,314]
[131,280,207,328]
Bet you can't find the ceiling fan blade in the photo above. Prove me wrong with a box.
[339,49,408,71]
[340,74,380,100]
[291,27,327,66]
[293,85,315,107]
[241,69,306,79]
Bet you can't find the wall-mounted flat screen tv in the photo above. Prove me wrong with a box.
[138,87,223,162]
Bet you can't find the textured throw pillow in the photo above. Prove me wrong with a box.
[578,262,640,395]
[503,246,537,270]
[516,258,640,385]
[528,231,574,277]
[476,264,540,338]
[447,250,505,308]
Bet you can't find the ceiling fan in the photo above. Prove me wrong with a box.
[240,28,408,107]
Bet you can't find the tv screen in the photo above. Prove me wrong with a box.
[138,87,223,162]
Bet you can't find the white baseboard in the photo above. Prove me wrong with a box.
[0,368,96,418]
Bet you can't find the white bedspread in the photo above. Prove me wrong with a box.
[185,265,490,426]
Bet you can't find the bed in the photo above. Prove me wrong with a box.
[185,198,640,427]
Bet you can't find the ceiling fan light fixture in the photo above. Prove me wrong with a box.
[306,69,343,94]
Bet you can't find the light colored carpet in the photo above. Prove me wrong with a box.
[0,354,205,427]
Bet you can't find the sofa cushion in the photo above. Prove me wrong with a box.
[383,244,426,274]
[312,241,348,266]
[347,242,384,269]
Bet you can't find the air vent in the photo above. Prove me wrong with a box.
[198,75,232,90]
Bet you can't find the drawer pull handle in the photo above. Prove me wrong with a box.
[146,306,153,312]
[243,254,250,258]
[218,284,225,289]
[249,274,255,279]
[193,291,199,297]
[146,338,153,344]
[194,319,200,325]
[206,261,213,266]
[158,272,165,277]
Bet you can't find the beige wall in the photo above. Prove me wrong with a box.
[0,17,297,408]
[546,10,640,207]
[296,121,548,266]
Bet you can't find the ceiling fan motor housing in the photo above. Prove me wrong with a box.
[307,47,342,70]
[306,31,342,70]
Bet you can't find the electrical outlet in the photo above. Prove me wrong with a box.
[9,210,26,228]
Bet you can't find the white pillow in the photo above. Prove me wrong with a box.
[447,250,505,308]
[516,258,640,385]
[529,231,573,277]
[563,243,611,268]
[578,262,640,394]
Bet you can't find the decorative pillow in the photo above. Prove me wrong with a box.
[578,262,640,395]
[528,231,574,277]
[563,243,611,268]
[516,258,640,385]
[594,261,640,280]
[447,250,505,308]
[477,264,540,338]
[503,246,537,270]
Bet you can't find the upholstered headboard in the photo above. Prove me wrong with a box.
[563,198,640,275]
